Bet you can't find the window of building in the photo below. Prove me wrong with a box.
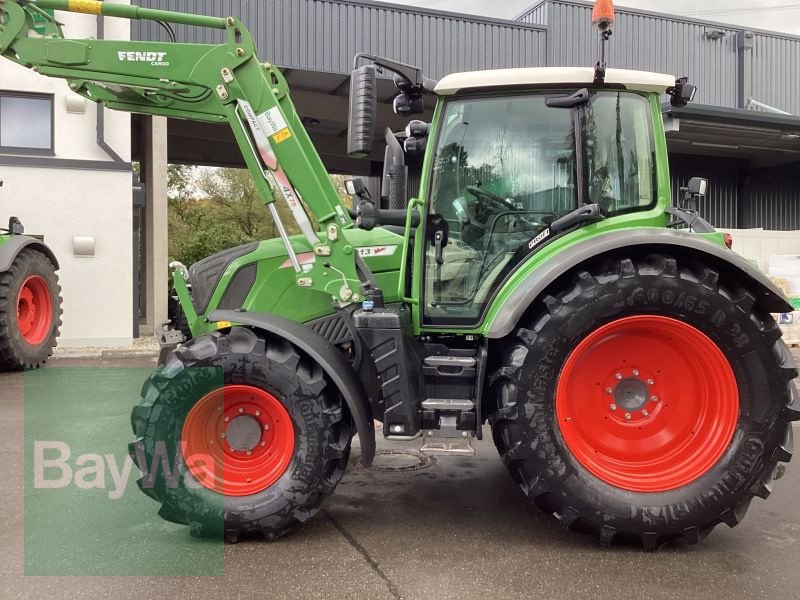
[0,92,54,154]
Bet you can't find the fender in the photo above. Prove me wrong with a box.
[0,235,59,272]
[487,228,793,339]
[208,309,376,466]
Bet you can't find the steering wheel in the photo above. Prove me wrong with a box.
[466,185,519,213]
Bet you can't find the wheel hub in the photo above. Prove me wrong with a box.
[613,377,649,412]
[182,385,295,496]
[225,415,262,452]
[556,315,739,493]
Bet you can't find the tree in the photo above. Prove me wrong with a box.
[166,167,350,266]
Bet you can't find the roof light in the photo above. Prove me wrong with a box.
[592,0,616,30]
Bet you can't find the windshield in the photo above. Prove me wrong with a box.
[424,91,656,326]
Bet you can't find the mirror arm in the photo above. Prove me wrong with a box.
[353,53,438,92]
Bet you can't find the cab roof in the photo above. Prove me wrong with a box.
[434,67,676,96]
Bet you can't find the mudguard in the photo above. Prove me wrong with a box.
[0,235,59,272]
[209,309,376,466]
[487,228,793,339]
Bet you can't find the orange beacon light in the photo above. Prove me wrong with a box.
[592,0,616,30]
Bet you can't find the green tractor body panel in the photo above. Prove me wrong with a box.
[185,227,406,337]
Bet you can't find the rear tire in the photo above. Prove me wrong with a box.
[130,326,352,542]
[0,248,62,371]
[490,253,798,549]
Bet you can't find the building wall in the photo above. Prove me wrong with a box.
[0,4,133,347]
[523,0,739,107]
[134,0,548,78]
[747,33,800,115]
[518,0,800,115]
[720,229,800,273]
[669,155,800,231]
[669,155,741,229]
[517,1,548,26]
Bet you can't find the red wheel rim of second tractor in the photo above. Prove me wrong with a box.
[181,385,295,496]
[17,275,53,346]
[556,315,739,493]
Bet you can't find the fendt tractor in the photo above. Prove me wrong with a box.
[2,0,797,549]
[0,182,62,371]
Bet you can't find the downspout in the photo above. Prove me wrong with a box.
[96,12,125,162]
[736,30,754,110]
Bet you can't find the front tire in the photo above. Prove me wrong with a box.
[130,327,352,542]
[490,253,798,549]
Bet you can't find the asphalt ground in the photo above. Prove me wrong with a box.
[1,354,799,599]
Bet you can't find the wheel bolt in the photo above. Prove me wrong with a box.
[224,416,230,422]
[632,369,640,377]
[264,423,270,430]
[615,373,623,380]
[647,379,654,386]
[261,441,266,447]
[220,432,226,439]
[255,411,261,417]
[624,412,632,420]
[610,404,617,411]
[642,410,649,417]
[246,450,252,456]
[651,395,659,402]
[606,388,614,395]
[239,408,244,414]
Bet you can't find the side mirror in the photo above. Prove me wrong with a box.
[668,77,697,107]
[348,65,378,158]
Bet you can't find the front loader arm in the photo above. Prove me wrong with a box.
[0,0,362,303]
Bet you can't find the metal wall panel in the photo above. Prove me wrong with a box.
[134,0,548,78]
[742,164,800,230]
[517,1,548,26]
[542,1,739,107]
[748,34,800,116]
[669,155,741,229]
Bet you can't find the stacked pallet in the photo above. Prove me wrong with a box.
[769,255,800,347]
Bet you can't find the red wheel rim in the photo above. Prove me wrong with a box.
[556,315,739,493]
[17,275,53,345]
[181,385,295,496]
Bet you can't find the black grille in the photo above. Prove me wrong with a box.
[188,242,258,314]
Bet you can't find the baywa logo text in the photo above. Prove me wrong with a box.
[33,440,213,499]
[117,51,170,66]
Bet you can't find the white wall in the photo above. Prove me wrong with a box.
[1,2,133,347]
[721,229,800,273]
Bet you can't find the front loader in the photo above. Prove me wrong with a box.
[2,0,797,550]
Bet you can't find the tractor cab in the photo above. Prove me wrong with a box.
[347,61,696,328]
[420,68,673,326]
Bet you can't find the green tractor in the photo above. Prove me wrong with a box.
[0,201,62,370]
[2,0,796,549]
